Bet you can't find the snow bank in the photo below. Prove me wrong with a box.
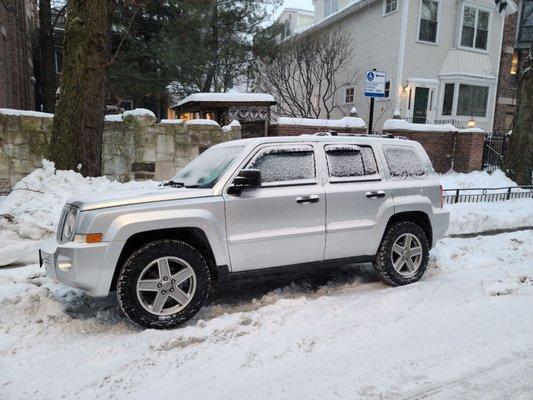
[0,108,53,118]
[0,161,158,266]
[186,119,220,126]
[439,169,518,189]
[177,92,275,106]
[383,118,484,133]
[275,116,366,129]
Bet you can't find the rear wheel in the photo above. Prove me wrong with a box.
[373,221,429,286]
[117,240,210,329]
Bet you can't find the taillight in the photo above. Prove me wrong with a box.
[439,185,444,208]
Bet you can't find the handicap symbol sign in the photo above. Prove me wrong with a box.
[365,70,386,97]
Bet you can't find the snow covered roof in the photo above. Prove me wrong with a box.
[439,49,496,80]
[176,93,276,107]
[274,116,366,129]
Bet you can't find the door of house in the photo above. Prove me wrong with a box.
[413,87,429,124]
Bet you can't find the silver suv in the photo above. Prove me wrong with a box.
[40,135,449,329]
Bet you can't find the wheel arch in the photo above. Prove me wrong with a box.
[110,227,220,292]
[383,211,433,247]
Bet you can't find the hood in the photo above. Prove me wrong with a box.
[68,186,214,211]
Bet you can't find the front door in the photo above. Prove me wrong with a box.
[224,144,326,272]
[413,87,429,124]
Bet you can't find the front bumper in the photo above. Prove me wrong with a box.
[39,237,117,297]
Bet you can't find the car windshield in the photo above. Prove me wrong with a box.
[171,145,244,189]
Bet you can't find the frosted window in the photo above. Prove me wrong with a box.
[248,146,316,183]
[326,145,379,178]
[384,146,426,179]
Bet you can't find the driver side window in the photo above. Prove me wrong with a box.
[247,145,316,184]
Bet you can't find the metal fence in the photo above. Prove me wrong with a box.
[482,133,510,173]
[443,186,533,204]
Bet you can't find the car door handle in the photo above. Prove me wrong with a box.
[296,195,320,204]
[366,191,385,199]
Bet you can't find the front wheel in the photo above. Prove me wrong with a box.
[373,221,430,286]
[117,240,210,329]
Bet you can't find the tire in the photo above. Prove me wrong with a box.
[117,239,211,329]
[373,221,430,286]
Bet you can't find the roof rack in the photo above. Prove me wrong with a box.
[305,131,400,139]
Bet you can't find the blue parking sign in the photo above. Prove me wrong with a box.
[365,70,386,97]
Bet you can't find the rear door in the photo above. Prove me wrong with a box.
[323,143,391,259]
[224,144,326,272]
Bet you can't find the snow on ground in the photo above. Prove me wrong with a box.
[439,169,519,190]
[0,231,532,399]
[0,161,158,266]
[0,166,532,398]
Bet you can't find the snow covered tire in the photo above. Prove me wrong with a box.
[373,221,429,286]
[117,240,211,329]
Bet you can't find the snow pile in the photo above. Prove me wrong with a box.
[186,119,220,126]
[0,108,54,118]
[275,116,366,129]
[383,118,484,133]
[177,92,275,106]
[0,161,158,266]
[222,119,241,132]
[0,231,532,399]
[439,169,518,189]
[104,108,156,122]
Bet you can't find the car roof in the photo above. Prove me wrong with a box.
[215,134,414,148]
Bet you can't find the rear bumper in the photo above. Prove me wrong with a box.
[431,208,450,246]
[39,237,120,297]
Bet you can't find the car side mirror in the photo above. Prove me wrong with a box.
[227,169,261,195]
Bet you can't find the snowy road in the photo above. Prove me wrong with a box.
[1,230,532,400]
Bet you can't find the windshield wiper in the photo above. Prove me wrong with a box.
[160,180,185,188]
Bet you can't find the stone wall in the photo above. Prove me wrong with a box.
[383,128,485,174]
[0,111,240,194]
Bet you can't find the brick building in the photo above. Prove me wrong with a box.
[0,0,37,110]
[494,0,533,132]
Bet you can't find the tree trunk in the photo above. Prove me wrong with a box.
[50,0,111,176]
[503,50,533,185]
[39,0,56,112]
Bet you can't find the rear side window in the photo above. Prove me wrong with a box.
[325,144,379,179]
[248,145,316,184]
[383,146,426,179]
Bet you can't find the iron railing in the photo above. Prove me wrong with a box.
[482,133,510,173]
[443,186,533,204]
[403,117,467,129]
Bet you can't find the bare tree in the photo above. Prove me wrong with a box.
[256,28,354,119]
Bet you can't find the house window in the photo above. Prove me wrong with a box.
[442,83,455,116]
[518,0,533,44]
[384,81,391,98]
[345,86,355,104]
[456,84,489,117]
[419,0,439,43]
[460,6,490,50]
[384,0,398,15]
[324,0,339,18]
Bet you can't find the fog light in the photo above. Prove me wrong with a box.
[57,254,72,271]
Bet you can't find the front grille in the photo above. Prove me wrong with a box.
[42,252,54,268]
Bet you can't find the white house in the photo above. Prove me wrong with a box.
[276,7,315,41]
[304,0,518,131]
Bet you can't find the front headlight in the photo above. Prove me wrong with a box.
[60,206,78,243]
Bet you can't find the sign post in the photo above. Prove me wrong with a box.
[364,69,386,134]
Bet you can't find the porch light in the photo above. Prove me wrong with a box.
[468,117,476,128]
